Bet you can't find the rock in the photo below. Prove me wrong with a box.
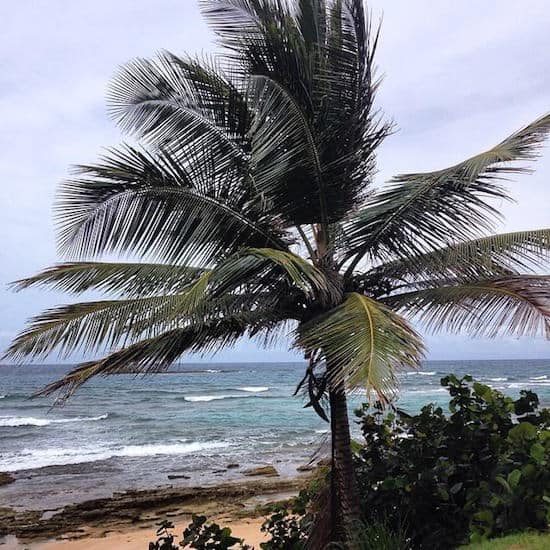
[243,466,279,477]
[212,469,226,474]
[296,464,315,472]
[0,473,15,486]
[167,474,190,480]
[226,463,240,469]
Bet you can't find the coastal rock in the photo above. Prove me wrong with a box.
[167,474,191,480]
[0,473,15,486]
[296,464,315,472]
[227,463,240,469]
[243,466,279,477]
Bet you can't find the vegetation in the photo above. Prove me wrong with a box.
[149,517,252,549]
[461,531,550,550]
[355,376,550,548]
[5,0,550,545]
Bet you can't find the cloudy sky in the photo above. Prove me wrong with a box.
[1,0,549,363]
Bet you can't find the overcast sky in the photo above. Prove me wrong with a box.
[1,1,549,364]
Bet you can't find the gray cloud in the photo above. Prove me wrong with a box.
[1,1,549,362]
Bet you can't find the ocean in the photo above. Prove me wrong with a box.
[1,359,549,511]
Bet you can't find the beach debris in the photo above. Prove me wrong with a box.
[0,473,15,486]
[243,466,279,477]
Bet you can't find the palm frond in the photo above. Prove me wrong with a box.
[248,73,328,224]
[344,113,550,273]
[109,51,250,151]
[384,276,550,338]
[362,228,550,293]
[34,321,247,401]
[297,292,424,401]
[56,144,287,263]
[5,247,326,362]
[215,247,339,301]
[11,262,206,297]
[3,284,213,361]
[34,305,297,402]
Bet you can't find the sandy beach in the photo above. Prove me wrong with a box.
[3,518,267,549]
[0,477,305,549]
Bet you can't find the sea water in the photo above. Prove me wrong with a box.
[1,360,549,510]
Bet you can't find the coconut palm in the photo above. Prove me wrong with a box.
[5,0,550,545]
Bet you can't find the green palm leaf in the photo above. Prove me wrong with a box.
[297,292,424,401]
[385,276,550,338]
[344,113,550,272]
[11,262,206,297]
[365,228,550,291]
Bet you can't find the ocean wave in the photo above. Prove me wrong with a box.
[183,393,270,402]
[0,441,230,472]
[315,429,329,434]
[0,414,108,427]
[508,381,550,389]
[405,388,447,395]
[530,375,548,380]
[236,387,269,393]
[487,377,508,382]
[184,395,231,402]
[405,371,437,376]
[0,394,6,399]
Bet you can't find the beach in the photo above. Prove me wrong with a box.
[0,477,307,549]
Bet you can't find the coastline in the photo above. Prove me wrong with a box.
[0,475,309,549]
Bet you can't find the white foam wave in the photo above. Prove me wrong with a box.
[205,369,221,373]
[509,381,550,389]
[0,394,6,399]
[0,414,108,427]
[315,429,329,434]
[405,371,436,376]
[0,441,229,472]
[406,388,447,395]
[184,395,231,402]
[236,386,269,393]
[488,377,508,382]
[530,375,548,380]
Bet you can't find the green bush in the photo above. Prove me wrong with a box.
[355,375,550,549]
[148,516,252,549]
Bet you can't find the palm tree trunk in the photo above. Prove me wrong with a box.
[329,383,361,544]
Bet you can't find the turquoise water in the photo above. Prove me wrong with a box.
[0,360,549,510]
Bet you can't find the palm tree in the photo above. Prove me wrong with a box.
[5,0,550,544]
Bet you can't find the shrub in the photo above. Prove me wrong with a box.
[148,516,252,549]
[355,375,550,549]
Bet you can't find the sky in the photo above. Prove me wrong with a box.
[1,0,549,363]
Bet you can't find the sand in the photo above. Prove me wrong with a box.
[6,517,267,549]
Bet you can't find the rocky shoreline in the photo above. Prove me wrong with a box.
[0,475,309,544]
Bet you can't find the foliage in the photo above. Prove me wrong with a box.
[260,509,305,550]
[149,516,252,550]
[149,520,179,550]
[460,530,550,549]
[337,520,411,550]
[355,376,550,549]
